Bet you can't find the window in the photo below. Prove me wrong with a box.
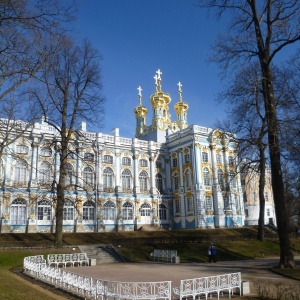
[245,209,249,217]
[139,159,148,167]
[83,166,94,186]
[155,173,163,193]
[243,192,247,202]
[156,161,162,168]
[217,169,224,188]
[175,199,180,213]
[103,201,115,220]
[122,157,131,166]
[37,200,51,221]
[205,196,212,210]
[83,201,95,220]
[187,197,193,212]
[203,167,210,186]
[122,169,131,190]
[84,153,94,161]
[16,145,28,154]
[253,192,257,202]
[140,203,151,216]
[10,198,27,225]
[185,169,191,187]
[104,155,113,164]
[139,171,148,191]
[63,200,74,220]
[0,159,2,179]
[266,208,270,217]
[216,154,222,164]
[40,147,52,157]
[159,204,167,220]
[173,172,179,190]
[265,192,269,202]
[224,196,230,210]
[38,161,51,183]
[172,157,178,167]
[122,202,133,220]
[228,156,234,166]
[65,164,73,185]
[103,167,114,188]
[14,160,27,182]
[202,152,208,162]
[229,171,236,188]
[184,153,190,163]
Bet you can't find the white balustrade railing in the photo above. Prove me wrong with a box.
[24,255,241,300]
[24,255,172,300]
[173,272,241,300]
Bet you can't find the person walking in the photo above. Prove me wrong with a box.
[208,243,217,263]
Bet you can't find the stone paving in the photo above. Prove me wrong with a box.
[66,256,300,297]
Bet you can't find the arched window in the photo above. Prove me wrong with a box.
[216,154,222,164]
[139,171,148,191]
[159,204,167,220]
[205,196,213,210]
[10,198,27,225]
[185,169,191,187]
[63,199,74,220]
[83,201,95,220]
[65,163,73,185]
[83,166,94,186]
[203,167,210,186]
[39,161,51,183]
[155,173,163,193]
[140,203,151,216]
[103,167,114,188]
[40,147,52,157]
[103,201,115,220]
[139,159,148,167]
[229,171,236,188]
[173,172,179,190]
[122,169,131,190]
[122,202,133,220]
[122,157,131,166]
[37,199,51,221]
[14,160,27,182]
[218,169,224,188]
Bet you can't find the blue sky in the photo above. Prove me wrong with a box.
[75,1,233,137]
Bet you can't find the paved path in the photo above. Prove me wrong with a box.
[66,256,300,297]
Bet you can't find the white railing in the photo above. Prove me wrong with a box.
[24,254,172,300]
[47,253,89,267]
[172,272,241,300]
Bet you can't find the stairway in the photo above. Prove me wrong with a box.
[79,244,125,265]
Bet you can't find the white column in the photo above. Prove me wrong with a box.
[115,151,121,192]
[30,140,38,183]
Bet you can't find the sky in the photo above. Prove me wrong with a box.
[75,0,236,137]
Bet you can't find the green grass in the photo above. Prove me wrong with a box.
[0,228,299,299]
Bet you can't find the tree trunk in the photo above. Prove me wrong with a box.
[262,68,295,268]
[257,146,266,241]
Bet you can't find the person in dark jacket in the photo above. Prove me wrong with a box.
[208,243,217,263]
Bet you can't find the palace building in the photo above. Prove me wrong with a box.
[0,70,245,233]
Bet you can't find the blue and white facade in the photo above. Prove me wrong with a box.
[0,70,245,233]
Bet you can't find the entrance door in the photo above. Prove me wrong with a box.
[140,203,151,224]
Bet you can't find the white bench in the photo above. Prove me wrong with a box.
[47,253,89,268]
[173,272,241,300]
[150,250,179,263]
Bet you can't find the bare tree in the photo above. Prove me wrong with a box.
[198,0,300,268]
[0,0,76,159]
[31,37,105,247]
